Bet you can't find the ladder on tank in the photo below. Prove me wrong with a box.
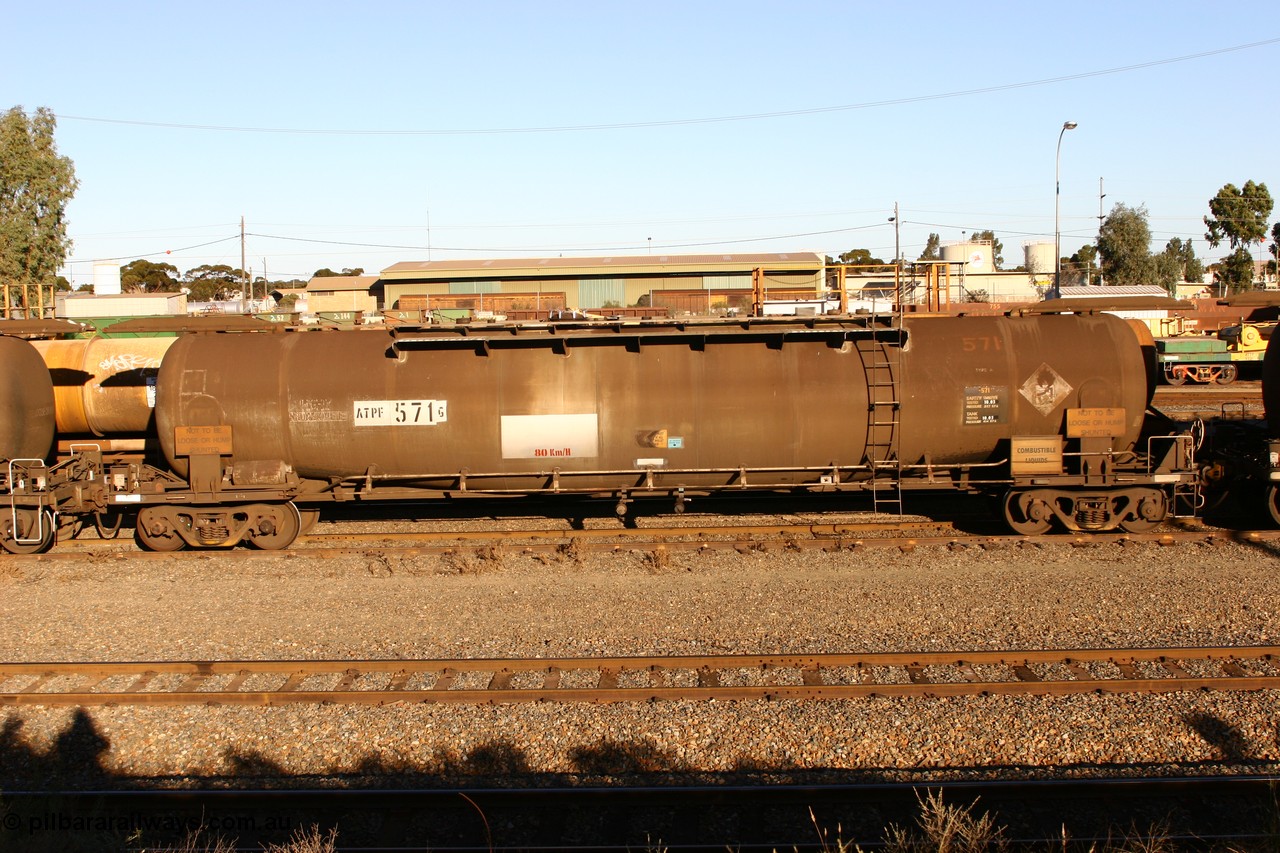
[858,326,903,516]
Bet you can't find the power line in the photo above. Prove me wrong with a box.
[246,223,887,255]
[56,38,1279,137]
[68,235,241,263]
[63,223,890,273]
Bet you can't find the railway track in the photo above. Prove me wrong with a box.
[1152,382,1263,417]
[26,520,1280,563]
[3,646,1278,707]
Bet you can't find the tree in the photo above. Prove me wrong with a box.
[1205,181,1272,250]
[1269,221,1280,282]
[917,233,942,261]
[0,106,78,315]
[1160,238,1204,287]
[1152,252,1180,294]
[1067,245,1100,286]
[313,267,364,278]
[967,230,1003,269]
[834,247,885,263]
[1211,248,1257,295]
[184,264,246,302]
[832,248,885,266]
[121,259,181,293]
[1097,203,1155,286]
[1204,181,1272,293]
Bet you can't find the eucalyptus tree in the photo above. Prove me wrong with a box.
[121,259,181,293]
[1154,238,1206,293]
[1204,181,1272,292]
[0,106,78,314]
[917,233,941,261]
[1096,203,1155,286]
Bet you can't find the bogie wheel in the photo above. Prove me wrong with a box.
[297,508,320,536]
[1,509,56,555]
[1002,491,1052,535]
[1163,368,1187,386]
[248,503,302,550]
[1119,492,1167,533]
[94,510,124,540]
[135,507,187,552]
[1215,364,1239,385]
[1119,516,1159,533]
[1268,486,1280,528]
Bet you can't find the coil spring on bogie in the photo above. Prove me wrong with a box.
[195,515,230,545]
[1075,501,1109,530]
[196,526,230,545]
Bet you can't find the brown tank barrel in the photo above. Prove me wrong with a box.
[897,313,1148,463]
[0,336,55,461]
[1122,318,1159,401]
[30,338,174,435]
[1264,332,1280,437]
[155,314,1150,488]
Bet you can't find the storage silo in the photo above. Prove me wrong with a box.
[93,262,122,295]
[941,241,994,274]
[1023,242,1056,276]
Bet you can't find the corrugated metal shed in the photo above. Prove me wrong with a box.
[1055,285,1170,298]
[58,292,187,319]
[380,253,823,281]
[304,275,379,293]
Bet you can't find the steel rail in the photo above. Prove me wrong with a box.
[31,525,1280,563]
[46,516,956,545]
[2,646,1277,707]
[297,517,957,544]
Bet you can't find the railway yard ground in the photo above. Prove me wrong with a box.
[1,504,1280,850]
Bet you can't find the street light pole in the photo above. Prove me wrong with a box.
[887,201,901,264]
[1055,121,1078,293]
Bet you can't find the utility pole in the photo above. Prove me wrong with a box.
[887,202,900,271]
[1054,121,1078,294]
[1098,178,1106,286]
[240,216,248,303]
[893,201,900,263]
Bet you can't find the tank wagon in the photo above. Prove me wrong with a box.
[0,334,59,553]
[3,313,1204,552]
[1260,331,1280,524]
[44,311,1184,551]
[29,337,173,436]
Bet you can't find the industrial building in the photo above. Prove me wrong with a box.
[369,253,825,315]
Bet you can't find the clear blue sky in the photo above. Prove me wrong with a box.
[5,1,1278,285]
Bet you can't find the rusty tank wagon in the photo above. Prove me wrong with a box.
[68,311,1193,551]
[0,334,58,553]
[30,337,173,437]
[1260,330,1280,524]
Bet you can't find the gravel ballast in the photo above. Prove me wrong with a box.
[1,532,1278,788]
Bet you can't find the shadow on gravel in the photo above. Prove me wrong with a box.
[314,490,1010,536]
[3,708,1280,850]
[0,710,111,787]
[1183,710,1257,762]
